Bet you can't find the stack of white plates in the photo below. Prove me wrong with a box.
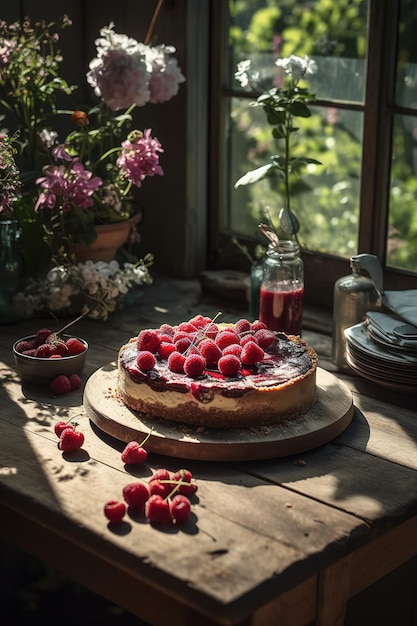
[344,322,417,394]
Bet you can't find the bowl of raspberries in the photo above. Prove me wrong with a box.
[13,326,88,385]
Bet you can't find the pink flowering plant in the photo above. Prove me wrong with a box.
[0,11,184,270]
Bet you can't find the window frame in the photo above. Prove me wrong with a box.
[208,0,417,310]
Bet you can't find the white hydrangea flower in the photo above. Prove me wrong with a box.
[147,44,185,104]
[86,24,151,110]
[275,55,318,80]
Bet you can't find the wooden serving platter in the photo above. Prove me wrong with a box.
[83,364,354,461]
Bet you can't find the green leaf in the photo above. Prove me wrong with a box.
[279,208,300,235]
[272,126,286,139]
[235,163,277,187]
[289,102,311,118]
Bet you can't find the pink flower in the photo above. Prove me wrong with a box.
[116,129,164,187]
[52,144,72,161]
[35,159,102,212]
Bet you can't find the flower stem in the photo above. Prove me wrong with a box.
[145,0,164,45]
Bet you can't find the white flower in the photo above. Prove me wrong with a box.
[39,128,58,148]
[87,48,151,110]
[15,259,151,320]
[87,24,151,110]
[275,55,318,80]
[87,24,185,110]
[147,44,185,104]
[235,60,260,88]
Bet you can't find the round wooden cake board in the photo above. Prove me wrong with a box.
[84,365,354,461]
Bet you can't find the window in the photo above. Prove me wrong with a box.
[209,0,417,310]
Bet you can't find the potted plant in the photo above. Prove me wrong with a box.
[0,7,184,274]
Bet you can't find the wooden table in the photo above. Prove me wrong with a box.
[1,274,417,626]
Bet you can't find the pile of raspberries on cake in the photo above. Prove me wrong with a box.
[134,315,277,378]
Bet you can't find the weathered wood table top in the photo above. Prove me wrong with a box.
[1,274,417,626]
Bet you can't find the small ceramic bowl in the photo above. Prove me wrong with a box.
[13,334,88,385]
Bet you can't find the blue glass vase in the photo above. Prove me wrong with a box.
[0,219,26,324]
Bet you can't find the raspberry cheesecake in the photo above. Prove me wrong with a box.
[117,316,318,429]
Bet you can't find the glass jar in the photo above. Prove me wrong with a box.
[249,261,264,320]
[259,241,304,334]
[0,219,26,324]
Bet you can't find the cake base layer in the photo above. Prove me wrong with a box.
[84,365,354,461]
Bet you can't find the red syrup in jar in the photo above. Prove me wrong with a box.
[259,286,304,335]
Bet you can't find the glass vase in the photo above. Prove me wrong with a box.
[259,241,304,335]
[0,219,26,324]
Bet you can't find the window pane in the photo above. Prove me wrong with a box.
[226,0,368,257]
[387,115,417,271]
[396,0,417,109]
[228,0,368,102]
[230,100,363,257]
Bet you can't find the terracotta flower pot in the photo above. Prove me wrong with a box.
[69,213,141,263]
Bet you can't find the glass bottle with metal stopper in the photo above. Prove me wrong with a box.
[331,253,382,370]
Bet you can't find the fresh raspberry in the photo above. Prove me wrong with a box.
[136,351,156,371]
[104,500,126,524]
[172,468,193,482]
[121,440,147,464]
[240,334,257,346]
[170,495,191,523]
[54,421,74,438]
[251,320,267,332]
[145,494,172,524]
[235,318,252,336]
[172,469,198,496]
[174,336,193,354]
[241,341,264,365]
[50,375,72,395]
[65,337,86,355]
[189,314,212,329]
[157,333,174,344]
[198,339,222,365]
[35,343,54,358]
[218,354,241,377]
[51,340,69,356]
[136,330,160,353]
[149,469,173,498]
[157,341,177,359]
[254,329,276,350]
[222,343,242,358]
[158,341,177,361]
[59,428,84,452]
[159,323,175,336]
[215,330,239,350]
[122,482,150,509]
[149,478,173,498]
[22,349,37,357]
[203,322,219,339]
[167,351,186,373]
[172,330,193,343]
[184,354,206,377]
[35,328,53,346]
[177,321,197,333]
[69,373,82,390]
[15,340,35,353]
[152,468,171,481]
